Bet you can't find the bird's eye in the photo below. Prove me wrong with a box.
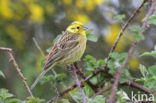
[77,26,80,29]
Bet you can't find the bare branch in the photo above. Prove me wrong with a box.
[91,85,112,99]
[68,64,87,103]
[122,80,151,94]
[91,79,152,100]
[142,0,156,29]
[32,37,45,57]
[0,47,33,97]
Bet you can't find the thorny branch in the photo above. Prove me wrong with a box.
[0,47,33,97]
[68,64,87,103]
[91,80,152,100]
[109,0,156,102]
[47,70,151,103]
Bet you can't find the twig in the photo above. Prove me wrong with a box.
[91,80,151,100]
[122,80,151,94]
[32,37,45,57]
[47,83,77,103]
[91,85,112,99]
[109,0,155,102]
[0,47,33,97]
[60,82,79,103]
[47,67,114,102]
[47,77,151,102]
[142,0,156,29]
[68,64,87,103]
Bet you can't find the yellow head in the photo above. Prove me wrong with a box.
[66,21,87,35]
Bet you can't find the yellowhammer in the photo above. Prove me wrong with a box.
[31,21,87,89]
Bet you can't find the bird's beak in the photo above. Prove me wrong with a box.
[83,26,88,30]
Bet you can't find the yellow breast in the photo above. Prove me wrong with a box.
[59,35,86,65]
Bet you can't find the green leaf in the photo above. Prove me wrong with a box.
[113,14,125,21]
[144,76,156,90]
[72,92,82,102]
[90,77,98,85]
[40,75,54,84]
[108,60,117,75]
[130,25,144,33]
[46,47,52,53]
[55,73,66,82]
[110,52,127,61]
[143,65,156,90]
[56,99,70,103]
[148,65,156,76]
[86,29,93,34]
[0,89,13,100]
[8,98,21,103]
[97,59,105,67]
[40,57,46,67]
[139,64,148,77]
[89,95,105,103]
[83,83,94,97]
[0,71,5,78]
[84,55,98,71]
[120,69,132,83]
[148,19,156,25]
[141,51,156,57]
[148,13,156,25]
[86,29,98,42]
[26,97,44,103]
[140,46,156,57]
[149,13,156,19]
[130,25,145,42]
[87,34,98,42]
[135,33,145,42]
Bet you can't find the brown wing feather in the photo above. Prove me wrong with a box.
[44,31,79,69]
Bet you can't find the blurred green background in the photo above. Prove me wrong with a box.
[0,0,155,101]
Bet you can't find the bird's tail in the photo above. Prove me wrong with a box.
[31,69,47,90]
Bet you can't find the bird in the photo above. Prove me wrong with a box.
[31,21,87,89]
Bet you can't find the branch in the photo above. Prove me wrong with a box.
[0,47,33,97]
[47,67,113,102]
[142,0,156,29]
[122,80,151,94]
[32,37,45,57]
[109,0,155,102]
[68,64,87,103]
[104,0,148,67]
[91,85,112,99]
[91,80,151,100]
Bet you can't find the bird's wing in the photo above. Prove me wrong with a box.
[44,31,79,69]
